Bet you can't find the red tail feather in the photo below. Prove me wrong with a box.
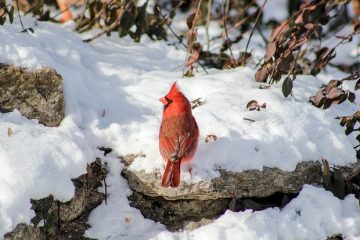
[161,160,181,188]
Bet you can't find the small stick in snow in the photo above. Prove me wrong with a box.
[243,118,256,122]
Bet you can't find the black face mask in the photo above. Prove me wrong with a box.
[163,96,173,110]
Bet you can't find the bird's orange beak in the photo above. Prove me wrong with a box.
[159,97,167,105]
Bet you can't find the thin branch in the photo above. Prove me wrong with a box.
[243,0,268,65]
[243,118,255,122]
[157,6,208,74]
[205,0,212,51]
[104,178,108,205]
[24,0,42,15]
[83,7,123,43]
[255,25,268,45]
[222,0,236,64]
[157,7,186,48]
[15,0,25,32]
[288,49,301,79]
[183,0,203,76]
[75,7,106,33]
[57,201,61,235]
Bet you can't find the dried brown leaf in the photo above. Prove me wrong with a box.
[265,41,277,61]
[255,67,269,83]
[327,87,342,99]
[187,47,200,67]
[347,91,356,103]
[313,90,326,107]
[355,79,360,91]
[323,98,333,109]
[304,23,315,29]
[354,23,360,33]
[338,93,348,104]
[325,80,341,95]
[191,98,205,109]
[246,100,258,111]
[205,134,218,143]
[271,21,289,41]
[339,116,351,126]
[187,12,196,29]
[278,52,293,72]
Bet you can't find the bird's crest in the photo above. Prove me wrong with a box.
[167,82,184,99]
[169,82,180,94]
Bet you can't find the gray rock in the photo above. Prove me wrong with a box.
[5,161,105,240]
[4,224,43,240]
[0,64,65,127]
[122,158,323,200]
[129,190,229,230]
[122,155,360,230]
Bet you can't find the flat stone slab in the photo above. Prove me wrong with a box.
[121,155,359,200]
[0,64,65,127]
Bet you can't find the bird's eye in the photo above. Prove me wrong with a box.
[164,96,173,109]
[165,96,173,105]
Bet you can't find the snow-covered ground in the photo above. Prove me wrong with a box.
[0,14,359,239]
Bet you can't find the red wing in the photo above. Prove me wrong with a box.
[160,130,197,162]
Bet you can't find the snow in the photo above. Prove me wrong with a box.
[151,185,360,240]
[258,0,288,23]
[0,112,93,235]
[0,15,359,239]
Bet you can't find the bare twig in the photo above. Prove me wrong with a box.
[205,0,212,51]
[76,7,106,33]
[242,0,268,65]
[104,178,108,205]
[57,201,61,235]
[243,118,255,122]
[255,25,268,45]
[15,0,25,32]
[289,49,301,78]
[183,0,203,76]
[24,0,42,15]
[83,7,123,42]
[157,6,208,74]
[157,7,186,48]
[222,0,236,64]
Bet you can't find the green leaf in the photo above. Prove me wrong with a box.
[133,0,148,42]
[169,10,176,19]
[0,16,6,25]
[282,76,293,97]
[8,6,14,24]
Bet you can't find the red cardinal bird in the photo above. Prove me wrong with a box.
[159,82,199,188]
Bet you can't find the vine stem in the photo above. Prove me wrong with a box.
[242,0,268,65]
[221,0,235,64]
